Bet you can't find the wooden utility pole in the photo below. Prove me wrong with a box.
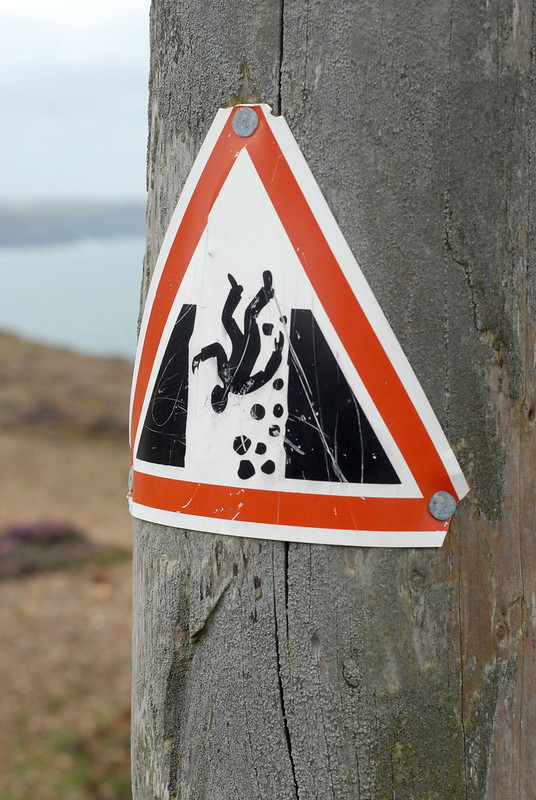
[132,1,535,797]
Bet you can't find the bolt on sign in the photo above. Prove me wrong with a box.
[128,104,469,547]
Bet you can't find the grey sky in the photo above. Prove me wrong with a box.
[1,0,150,201]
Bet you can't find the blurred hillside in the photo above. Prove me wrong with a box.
[0,332,133,800]
[0,202,145,247]
[0,333,131,438]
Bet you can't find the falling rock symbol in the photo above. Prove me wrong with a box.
[130,104,468,547]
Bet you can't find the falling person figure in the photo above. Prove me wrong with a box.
[192,270,284,413]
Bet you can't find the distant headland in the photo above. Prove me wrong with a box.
[0,200,146,247]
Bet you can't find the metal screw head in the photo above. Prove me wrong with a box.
[428,491,457,521]
[232,106,259,137]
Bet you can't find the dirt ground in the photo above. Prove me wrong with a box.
[0,334,134,800]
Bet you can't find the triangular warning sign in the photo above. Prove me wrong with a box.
[129,104,468,547]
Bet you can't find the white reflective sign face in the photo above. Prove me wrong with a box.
[129,105,468,547]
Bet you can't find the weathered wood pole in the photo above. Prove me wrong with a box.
[132,2,535,797]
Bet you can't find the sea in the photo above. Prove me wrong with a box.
[0,235,146,361]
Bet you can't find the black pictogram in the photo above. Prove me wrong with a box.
[192,271,283,413]
[233,435,252,455]
[137,294,400,487]
[250,404,266,420]
[284,309,400,484]
[238,460,256,479]
[137,304,196,467]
